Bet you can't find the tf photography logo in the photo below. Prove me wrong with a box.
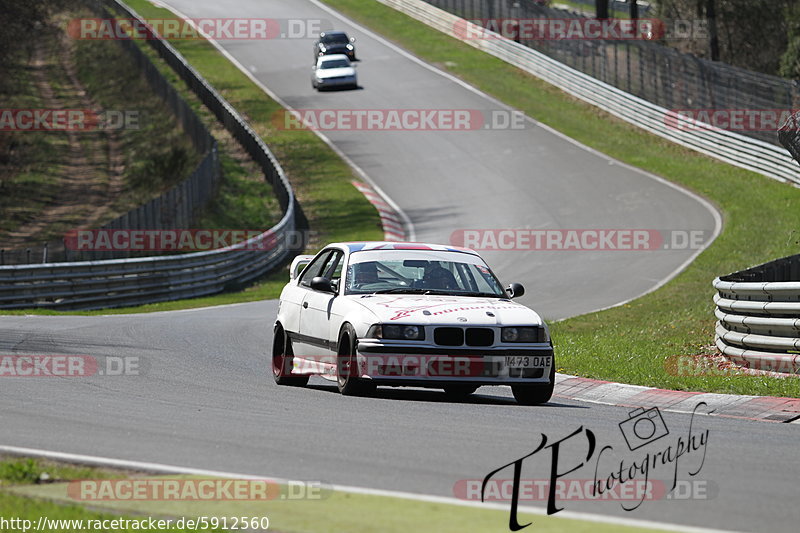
[479,403,710,530]
[618,407,669,451]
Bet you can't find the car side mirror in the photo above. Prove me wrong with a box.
[311,276,334,293]
[289,255,315,280]
[505,283,525,299]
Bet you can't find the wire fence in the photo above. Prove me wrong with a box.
[426,0,799,146]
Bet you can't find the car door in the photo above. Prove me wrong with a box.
[299,250,344,359]
[278,250,330,336]
[289,249,334,357]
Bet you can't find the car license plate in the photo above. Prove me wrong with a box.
[505,356,548,368]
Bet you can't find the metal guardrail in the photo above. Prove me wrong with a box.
[0,0,299,310]
[713,255,800,374]
[427,0,797,148]
[378,0,800,186]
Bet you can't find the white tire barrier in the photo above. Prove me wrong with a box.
[713,255,800,374]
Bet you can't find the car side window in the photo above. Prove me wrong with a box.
[328,252,344,284]
[298,251,332,287]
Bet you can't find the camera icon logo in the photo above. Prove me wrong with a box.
[618,407,670,451]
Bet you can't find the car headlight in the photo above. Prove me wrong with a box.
[368,324,425,340]
[346,44,354,50]
[501,327,541,343]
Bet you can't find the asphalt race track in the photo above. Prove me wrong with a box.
[2,1,795,532]
[2,306,798,532]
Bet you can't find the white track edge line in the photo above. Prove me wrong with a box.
[0,445,745,533]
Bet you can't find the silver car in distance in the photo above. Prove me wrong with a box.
[311,54,357,90]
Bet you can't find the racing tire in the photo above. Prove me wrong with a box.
[442,384,479,399]
[511,364,555,406]
[337,324,375,396]
[272,326,309,387]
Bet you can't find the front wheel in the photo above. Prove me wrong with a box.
[511,364,555,406]
[337,324,374,396]
[272,327,309,387]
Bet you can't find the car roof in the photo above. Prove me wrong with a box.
[320,30,348,37]
[318,54,350,61]
[330,241,480,256]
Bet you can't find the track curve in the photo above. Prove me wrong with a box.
[2,2,794,532]
[164,0,718,320]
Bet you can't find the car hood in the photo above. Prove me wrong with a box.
[350,294,543,326]
[317,67,356,78]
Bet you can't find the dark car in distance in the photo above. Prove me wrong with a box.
[313,31,356,61]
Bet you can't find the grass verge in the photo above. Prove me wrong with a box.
[0,457,221,532]
[0,9,201,247]
[69,9,201,212]
[0,457,682,533]
[321,0,800,397]
[0,28,75,237]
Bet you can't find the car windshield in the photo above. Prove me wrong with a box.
[320,59,350,69]
[321,34,349,44]
[345,250,505,296]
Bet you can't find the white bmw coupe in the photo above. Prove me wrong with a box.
[272,242,555,405]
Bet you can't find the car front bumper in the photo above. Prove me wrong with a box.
[316,76,357,88]
[354,340,554,385]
